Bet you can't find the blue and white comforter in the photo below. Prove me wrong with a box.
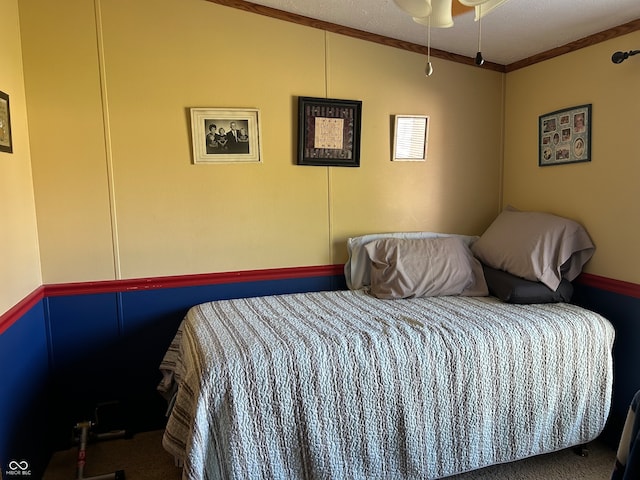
[159,290,614,480]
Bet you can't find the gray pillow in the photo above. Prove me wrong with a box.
[344,231,479,290]
[471,207,594,290]
[364,237,487,299]
[482,264,573,304]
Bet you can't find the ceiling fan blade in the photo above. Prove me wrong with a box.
[393,0,432,18]
[414,0,453,27]
[451,2,473,16]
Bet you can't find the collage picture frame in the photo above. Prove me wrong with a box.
[539,104,591,167]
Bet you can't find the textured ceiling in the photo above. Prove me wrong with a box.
[243,0,640,65]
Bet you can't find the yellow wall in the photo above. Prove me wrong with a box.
[0,0,41,314]
[5,0,638,308]
[504,31,640,285]
[19,0,117,283]
[18,0,504,284]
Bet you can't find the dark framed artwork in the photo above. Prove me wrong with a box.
[190,108,262,164]
[297,96,362,167]
[539,104,591,167]
[0,90,13,154]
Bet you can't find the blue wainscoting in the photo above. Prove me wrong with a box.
[46,292,124,454]
[45,270,347,450]
[1,266,637,479]
[573,282,640,448]
[1,267,345,478]
[0,299,49,479]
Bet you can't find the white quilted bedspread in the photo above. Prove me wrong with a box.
[159,290,614,480]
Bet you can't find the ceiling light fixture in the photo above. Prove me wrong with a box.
[394,0,511,69]
[611,50,640,64]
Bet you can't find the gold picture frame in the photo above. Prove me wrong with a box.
[190,108,262,164]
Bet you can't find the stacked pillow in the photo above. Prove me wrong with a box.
[345,207,594,303]
[471,207,594,303]
[481,264,574,304]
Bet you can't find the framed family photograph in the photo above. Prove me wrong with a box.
[392,114,429,161]
[0,90,13,154]
[297,96,362,167]
[539,104,591,167]
[190,108,262,164]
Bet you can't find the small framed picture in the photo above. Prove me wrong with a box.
[392,115,429,161]
[297,96,362,167]
[0,90,13,154]
[190,108,262,164]
[539,104,591,166]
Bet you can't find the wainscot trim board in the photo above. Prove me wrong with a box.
[44,264,345,296]
[0,286,45,335]
[38,270,640,300]
[1,267,637,336]
[578,272,640,299]
[0,265,344,335]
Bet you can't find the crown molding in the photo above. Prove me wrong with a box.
[207,1,640,73]
[506,18,640,72]
[205,0,505,72]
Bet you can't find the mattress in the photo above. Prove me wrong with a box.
[158,289,614,480]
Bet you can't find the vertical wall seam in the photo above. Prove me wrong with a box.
[116,291,125,336]
[324,31,329,98]
[94,0,122,279]
[43,297,55,374]
[327,167,334,263]
[324,31,334,264]
[499,72,505,209]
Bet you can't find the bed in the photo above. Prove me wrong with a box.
[158,208,615,480]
